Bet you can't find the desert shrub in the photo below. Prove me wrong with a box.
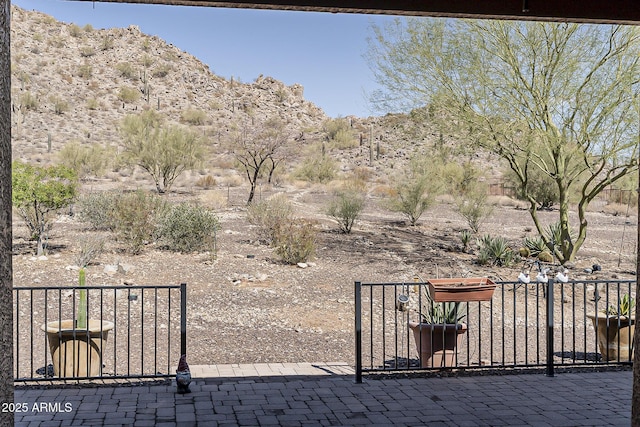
[100,36,114,51]
[74,234,106,268]
[77,64,92,79]
[111,190,169,254]
[20,91,38,111]
[80,46,95,57]
[141,54,154,68]
[447,162,493,232]
[152,64,172,78]
[141,38,151,51]
[454,183,493,233]
[116,62,136,79]
[77,191,119,231]
[58,142,113,179]
[352,167,372,185]
[69,24,82,37]
[118,86,141,103]
[82,24,94,33]
[49,96,69,115]
[476,235,515,267]
[323,118,356,149]
[48,36,65,48]
[86,98,99,110]
[327,189,365,234]
[247,194,294,244]
[295,155,336,183]
[387,176,434,226]
[387,156,441,225]
[157,202,220,253]
[195,175,216,189]
[181,108,207,125]
[273,220,317,264]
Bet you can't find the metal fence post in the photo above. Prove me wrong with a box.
[355,281,362,384]
[546,278,555,377]
[180,283,187,357]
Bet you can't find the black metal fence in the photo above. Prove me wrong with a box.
[14,283,186,382]
[355,280,635,382]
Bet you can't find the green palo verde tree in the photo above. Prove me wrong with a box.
[368,19,640,264]
[120,109,205,193]
[12,161,79,256]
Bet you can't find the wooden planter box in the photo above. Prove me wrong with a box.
[427,277,496,302]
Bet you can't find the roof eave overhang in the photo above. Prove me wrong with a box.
[69,0,640,25]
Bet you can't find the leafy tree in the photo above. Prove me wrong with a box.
[230,117,290,204]
[368,19,640,263]
[120,110,205,193]
[12,161,78,255]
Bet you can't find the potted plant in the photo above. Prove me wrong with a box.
[588,293,635,362]
[409,284,467,368]
[42,238,113,378]
[427,277,496,302]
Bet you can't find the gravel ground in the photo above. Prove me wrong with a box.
[12,186,638,375]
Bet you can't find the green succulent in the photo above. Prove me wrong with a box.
[418,284,467,324]
[605,294,635,318]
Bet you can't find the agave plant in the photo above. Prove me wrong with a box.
[524,236,548,258]
[460,230,472,252]
[544,221,577,248]
[417,284,467,324]
[605,294,635,318]
[476,234,515,267]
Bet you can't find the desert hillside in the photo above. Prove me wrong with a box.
[9,6,507,190]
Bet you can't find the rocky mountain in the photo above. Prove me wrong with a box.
[9,6,328,163]
[9,5,503,191]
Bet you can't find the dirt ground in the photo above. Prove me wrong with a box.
[11,182,639,371]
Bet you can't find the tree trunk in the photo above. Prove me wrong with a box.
[0,1,13,424]
[247,168,260,204]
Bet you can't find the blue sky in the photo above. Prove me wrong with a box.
[13,0,396,118]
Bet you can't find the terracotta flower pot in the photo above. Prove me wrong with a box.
[587,313,635,362]
[427,277,496,302]
[409,321,467,368]
[42,319,114,378]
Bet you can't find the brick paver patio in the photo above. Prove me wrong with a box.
[14,363,632,426]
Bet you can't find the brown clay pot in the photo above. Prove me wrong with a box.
[42,319,114,378]
[587,313,635,362]
[409,322,467,368]
[427,277,496,302]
